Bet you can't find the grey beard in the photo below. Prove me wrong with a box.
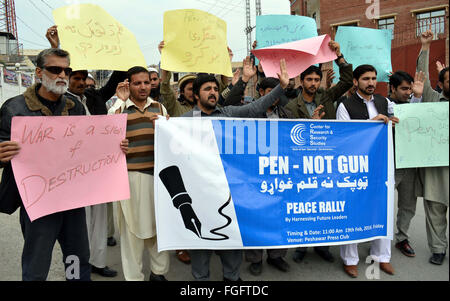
[42,73,68,95]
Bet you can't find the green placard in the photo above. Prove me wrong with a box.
[394,102,449,168]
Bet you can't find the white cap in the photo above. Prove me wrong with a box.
[148,67,159,74]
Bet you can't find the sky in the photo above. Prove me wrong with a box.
[14,0,291,65]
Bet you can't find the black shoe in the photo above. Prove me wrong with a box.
[223,277,243,281]
[149,272,168,281]
[292,250,307,263]
[429,253,446,265]
[267,257,290,272]
[395,239,416,257]
[107,236,117,247]
[248,261,263,276]
[91,265,118,277]
[314,247,335,262]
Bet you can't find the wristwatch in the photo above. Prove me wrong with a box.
[335,54,344,62]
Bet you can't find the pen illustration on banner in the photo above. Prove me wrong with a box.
[159,166,231,241]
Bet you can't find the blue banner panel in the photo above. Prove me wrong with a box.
[212,120,390,247]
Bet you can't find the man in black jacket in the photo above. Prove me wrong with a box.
[0,48,91,281]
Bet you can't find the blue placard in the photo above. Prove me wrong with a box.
[255,15,318,65]
[333,26,392,83]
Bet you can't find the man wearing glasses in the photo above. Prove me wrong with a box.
[0,48,92,281]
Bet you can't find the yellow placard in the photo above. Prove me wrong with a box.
[161,9,232,77]
[52,4,147,71]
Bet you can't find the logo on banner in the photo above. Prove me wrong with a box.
[290,124,307,146]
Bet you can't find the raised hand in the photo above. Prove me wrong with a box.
[412,71,425,98]
[436,61,446,74]
[242,56,257,83]
[228,46,234,62]
[232,69,241,86]
[116,80,130,101]
[46,25,59,48]
[420,24,433,50]
[326,70,336,89]
[158,41,165,54]
[328,40,341,56]
[277,59,289,89]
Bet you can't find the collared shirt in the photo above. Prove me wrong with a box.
[66,91,90,116]
[110,97,168,116]
[114,97,167,173]
[266,107,280,119]
[304,100,317,117]
[336,92,422,121]
[336,92,378,120]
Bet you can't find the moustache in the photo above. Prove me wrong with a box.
[208,95,217,101]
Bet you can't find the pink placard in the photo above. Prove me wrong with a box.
[11,115,130,222]
[252,34,337,78]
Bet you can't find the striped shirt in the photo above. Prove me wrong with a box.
[114,98,167,173]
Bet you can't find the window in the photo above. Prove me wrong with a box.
[331,21,359,35]
[416,9,446,38]
[378,17,395,39]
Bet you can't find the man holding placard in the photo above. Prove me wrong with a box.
[416,28,449,266]
[46,25,127,278]
[336,64,399,278]
[388,71,425,258]
[0,49,91,281]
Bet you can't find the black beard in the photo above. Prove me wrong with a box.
[444,89,449,99]
[150,88,160,99]
[285,88,299,98]
[201,97,217,110]
[179,94,194,105]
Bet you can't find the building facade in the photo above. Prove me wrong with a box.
[290,0,449,91]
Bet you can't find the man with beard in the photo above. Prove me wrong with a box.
[113,67,170,281]
[86,74,96,89]
[148,67,163,102]
[284,41,353,120]
[416,28,449,266]
[181,58,289,281]
[336,64,399,278]
[46,25,127,278]
[160,70,197,117]
[0,49,90,280]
